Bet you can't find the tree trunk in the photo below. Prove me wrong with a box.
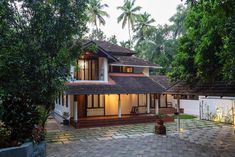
[128,19,131,49]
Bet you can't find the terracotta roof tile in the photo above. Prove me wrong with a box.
[166,81,235,96]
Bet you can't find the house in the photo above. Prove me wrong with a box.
[54,40,179,128]
[166,81,235,124]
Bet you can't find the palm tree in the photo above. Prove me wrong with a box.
[133,12,155,45]
[117,0,141,48]
[87,0,109,31]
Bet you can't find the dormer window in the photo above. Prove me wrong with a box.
[74,57,99,80]
[109,66,134,73]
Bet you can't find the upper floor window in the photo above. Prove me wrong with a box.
[109,66,134,73]
[74,58,99,80]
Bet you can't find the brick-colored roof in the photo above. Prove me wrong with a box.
[166,81,235,97]
[111,56,161,68]
[150,75,173,89]
[65,75,165,95]
[84,40,134,56]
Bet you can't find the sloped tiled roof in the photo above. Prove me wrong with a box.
[150,75,173,89]
[65,74,165,95]
[166,81,235,97]
[111,56,161,68]
[84,40,134,56]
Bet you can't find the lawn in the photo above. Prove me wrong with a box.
[174,114,197,119]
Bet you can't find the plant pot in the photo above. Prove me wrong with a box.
[63,119,69,125]
[0,141,46,157]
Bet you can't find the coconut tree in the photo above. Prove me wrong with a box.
[117,0,141,48]
[87,0,109,30]
[133,12,155,45]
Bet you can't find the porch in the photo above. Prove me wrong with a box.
[70,114,174,128]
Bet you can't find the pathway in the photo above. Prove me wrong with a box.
[46,118,235,157]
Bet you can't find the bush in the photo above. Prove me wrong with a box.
[32,124,47,144]
[1,96,40,146]
[0,121,12,148]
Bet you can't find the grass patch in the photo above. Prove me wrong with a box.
[174,114,197,119]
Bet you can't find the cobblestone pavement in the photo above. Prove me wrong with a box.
[46,118,235,157]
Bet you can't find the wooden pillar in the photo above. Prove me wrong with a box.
[118,94,121,118]
[177,95,180,132]
[147,94,150,114]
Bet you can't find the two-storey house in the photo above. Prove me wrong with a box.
[54,40,179,128]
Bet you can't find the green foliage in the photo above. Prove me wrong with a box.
[88,28,107,41]
[87,0,109,29]
[174,114,197,119]
[117,0,142,47]
[133,5,187,75]
[83,43,98,53]
[0,121,12,148]
[120,40,131,49]
[1,96,40,145]
[0,0,88,107]
[0,0,88,146]
[32,124,46,144]
[108,35,118,45]
[133,12,155,45]
[37,106,50,129]
[170,0,235,82]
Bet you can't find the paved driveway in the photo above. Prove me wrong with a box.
[46,119,235,157]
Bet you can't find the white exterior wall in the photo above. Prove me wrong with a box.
[98,57,108,82]
[143,68,149,76]
[54,95,72,118]
[180,100,199,116]
[199,96,235,123]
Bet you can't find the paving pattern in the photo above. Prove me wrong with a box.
[46,118,235,157]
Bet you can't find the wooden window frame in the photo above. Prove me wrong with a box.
[65,95,68,107]
[109,66,134,73]
[87,94,105,109]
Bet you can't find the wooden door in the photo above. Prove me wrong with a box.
[77,95,86,118]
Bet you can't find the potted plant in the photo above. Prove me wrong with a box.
[155,113,166,135]
[63,112,70,125]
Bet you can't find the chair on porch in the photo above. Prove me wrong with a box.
[130,106,139,115]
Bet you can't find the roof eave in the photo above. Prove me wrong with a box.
[110,64,162,69]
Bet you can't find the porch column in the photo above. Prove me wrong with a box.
[73,95,78,128]
[177,95,180,132]
[147,94,150,114]
[118,94,121,118]
[155,95,159,115]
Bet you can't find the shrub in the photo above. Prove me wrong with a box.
[1,96,40,146]
[32,124,47,144]
[0,121,12,148]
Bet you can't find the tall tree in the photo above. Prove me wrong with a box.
[170,0,235,83]
[0,0,88,108]
[169,4,187,39]
[87,28,107,41]
[133,12,155,45]
[108,35,118,45]
[117,0,141,48]
[0,0,88,145]
[87,0,109,30]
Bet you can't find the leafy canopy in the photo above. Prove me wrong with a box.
[170,0,235,83]
[0,0,88,107]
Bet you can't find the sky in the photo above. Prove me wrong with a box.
[88,0,185,41]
